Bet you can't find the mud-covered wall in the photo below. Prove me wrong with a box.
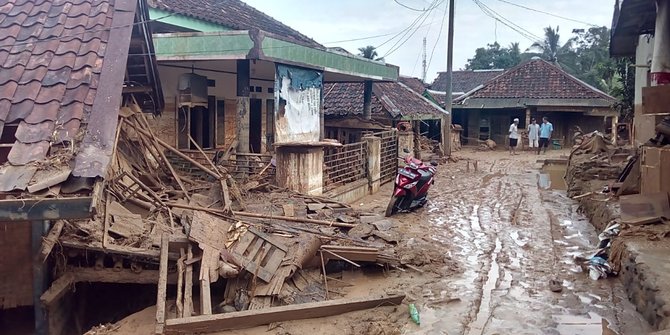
[633,36,663,146]
[0,222,33,309]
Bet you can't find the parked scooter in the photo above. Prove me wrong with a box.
[384,149,437,217]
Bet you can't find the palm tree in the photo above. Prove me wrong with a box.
[529,26,566,63]
[358,45,384,61]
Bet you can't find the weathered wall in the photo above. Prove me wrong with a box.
[634,36,661,146]
[0,222,33,309]
[153,64,275,151]
[274,64,322,144]
[275,147,323,195]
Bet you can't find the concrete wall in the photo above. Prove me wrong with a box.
[634,36,663,146]
[0,222,33,309]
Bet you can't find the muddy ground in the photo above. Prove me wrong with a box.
[103,149,652,335]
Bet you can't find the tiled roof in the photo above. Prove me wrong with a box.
[0,0,146,192]
[324,81,445,119]
[150,0,322,48]
[398,76,426,95]
[432,69,505,93]
[323,82,385,117]
[457,59,617,101]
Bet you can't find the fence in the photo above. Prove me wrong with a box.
[375,130,398,184]
[167,150,275,180]
[323,142,368,192]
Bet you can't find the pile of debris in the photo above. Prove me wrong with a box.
[41,105,409,334]
[565,132,632,197]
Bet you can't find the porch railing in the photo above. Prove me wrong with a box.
[323,142,368,192]
[375,130,398,184]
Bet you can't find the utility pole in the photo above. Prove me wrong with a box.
[442,0,454,157]
[422,37,427,83]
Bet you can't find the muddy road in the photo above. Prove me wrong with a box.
[377,150,650,334]
[105,150,651,335]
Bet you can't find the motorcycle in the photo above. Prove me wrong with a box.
[384,150,437,217]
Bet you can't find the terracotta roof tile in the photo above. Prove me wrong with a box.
[25,51,53,69]
[55,119,81,142]
[6,99,34,122]
[42,68,72,86]
[58,101,85,122]
[12,80,41,102]
[7,141,50,165]
[456,59,617,102]
[324,81,444,119]
[150,0,322,48]
[398,77,426,95]
[0,81,19,100]
[35,83,66,104]
[15,120,55,143]
[24,101,60,123]
[18,65,48,84]
[0,0,160,183]
[432,69,505,93]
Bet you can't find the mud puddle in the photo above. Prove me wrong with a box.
[553,312,616,335]
[466,238,502,335]
[539,162,567,190]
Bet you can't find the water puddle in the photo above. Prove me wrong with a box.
[466,238,502,335]
[538,162,567,190]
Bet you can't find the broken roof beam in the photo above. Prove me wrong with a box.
[164,294,406,334]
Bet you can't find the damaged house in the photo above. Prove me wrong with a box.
[0,0,162,333]
[1,0,408,334]
[452,58,619,146]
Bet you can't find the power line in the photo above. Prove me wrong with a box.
[472,0,542,43]
[495,0,599,27]
[427,0,448,71]
[393,0,430,12]
[376,0,442,50]
[383,0,445,58]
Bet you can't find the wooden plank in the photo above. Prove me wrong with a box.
[184,244,194,318]
[282,204,295,217]
[199,246,214,315]
[75,268,178,284]
[156,233,169,334]
[164,294,405,333]
[177,249,186,318]
[39,220,65,262]
[189,211,230,249]
[40,272,75,306]
[642,86,670,115]
[60,240,180,260]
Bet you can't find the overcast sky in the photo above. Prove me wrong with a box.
[242,0,615,83]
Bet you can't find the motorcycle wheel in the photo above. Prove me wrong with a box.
[385,195,404,217]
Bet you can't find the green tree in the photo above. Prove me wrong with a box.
[465,42,522,70]
[529,26,571,63]
[358,45,384,61]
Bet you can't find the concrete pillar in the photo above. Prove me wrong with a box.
[236,60,250,153]
[398,131,413,155]
[440,115,449,157]
[363,136,381,194]
[320,90,325,140]
[363,80,373,120]
[275,146,324,195]
[413,120,421,159]
[525,108,531,128]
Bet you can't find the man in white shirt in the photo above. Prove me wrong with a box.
[509,118,519,155]
[527,118,540,150]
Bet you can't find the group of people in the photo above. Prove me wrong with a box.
[508,117,554,155]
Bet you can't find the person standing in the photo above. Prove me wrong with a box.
[538,117,554,154]
[509,118,520,155]
[527,118,540,151]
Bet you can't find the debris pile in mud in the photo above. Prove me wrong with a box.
[41,106,409,334]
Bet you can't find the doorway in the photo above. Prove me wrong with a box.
[250,99,262,153]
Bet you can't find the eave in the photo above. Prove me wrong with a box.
[611,0,656,57]
[152,30,399,81]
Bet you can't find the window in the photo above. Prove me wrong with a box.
[0,123,17,163]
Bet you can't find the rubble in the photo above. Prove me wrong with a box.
[40,104,407,334]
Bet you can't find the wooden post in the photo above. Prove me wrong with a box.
[184,244,194,317]
[612,115,619,145]
[32,221,48,335]
[155,233,169,334]
[199,247,213,315]
[237,60,251,153]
